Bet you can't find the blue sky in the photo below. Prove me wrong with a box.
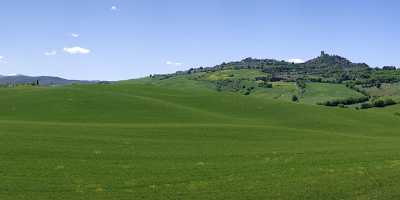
[0,0,399,80]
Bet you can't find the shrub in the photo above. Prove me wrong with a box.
[296,79,306,89]
[258,82,273,88]
[373,100,385,107]
[384,99,397,106]
[309,77,322,82]
[358,98,397,109]
[318,96,369,107]
[371,98,397,108]
[360,103,373,109]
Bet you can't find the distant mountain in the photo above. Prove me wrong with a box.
[0,75,98,86]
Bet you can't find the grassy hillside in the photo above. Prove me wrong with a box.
[142,52,400,110]
[135,69,370,105]
[301,82,364,104]
[364,83,400,101]
[251,81,298,101]
[1,82,400,199]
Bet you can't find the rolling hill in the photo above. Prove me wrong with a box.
[1,77,400,199]
[145,52,400,109]
[1,52,400,199]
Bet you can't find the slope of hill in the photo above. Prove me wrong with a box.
[1,81,400,199]
[144,52,399,109]
[363,83,400,101]
[158,51,374,81]
[300,82,365,104]
[1,52,400,199]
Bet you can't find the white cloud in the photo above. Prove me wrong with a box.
[71,33,80,38]
[44,50,57,56]
[111,6,118,11]
[0,56,7,64]
[63,47,91,55]
[166,61,182,66]
[287,58,305,63]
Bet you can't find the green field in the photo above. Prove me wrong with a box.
[301,82,365,104]
[364,83,400,101]
[252,81,299,101]
[1,81,400,199]
[196,69,267,81]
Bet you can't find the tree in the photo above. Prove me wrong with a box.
[258,82,272,88]
[384,99,396,106]
[360,103,373,109]
[373,100,385,107]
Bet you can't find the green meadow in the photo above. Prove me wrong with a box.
[301,82,364,104]
[1,80,400,200]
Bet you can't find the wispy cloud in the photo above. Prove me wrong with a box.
[287,58,305,63]
[111,6,118,11]
[166,61,182,66]
[0,56,7,64]
[63,47,91,55]
[44,50,57,56]
[71,33,80,38]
